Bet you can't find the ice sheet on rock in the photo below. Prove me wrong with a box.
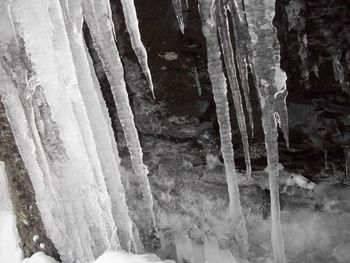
[59,0,135,251]
[199,0,249,255]
[82,0,156,231]
[171,0,185,34]
[120,0,155,97]
[0,62,70,261]
[12,0,123,260]
[216,0,252,178]
[46,2,118,255]
[0,162,23,263]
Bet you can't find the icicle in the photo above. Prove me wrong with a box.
[243,0,287,261]
[324,150,328,170]
[227,0,255,137]
[45,0,121,255]
[12,0,127,260]
[59,0,136,251]
[216,0,252,178]
[332,52,345,92]
[171,0,185,34]
[193,66,202,96]
[274,88,289,148]
[7,5,19,48]
[82,0,156,231]
[198,0,249,255]
[184,0,190,10]
[119,0,155,97]
[345,148,350,184]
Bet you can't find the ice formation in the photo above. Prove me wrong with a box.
[198,0,249,255]
[0,0,155,261]
[244,0,288,261]
[0,0,295,261]
[226,0,255,137]
[82,0,156,232]
[120,0,155,97]
[171,0,185,34]
[216,0,252,178]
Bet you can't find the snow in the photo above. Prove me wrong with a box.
[22,251,175,263]
[22,252,58,263]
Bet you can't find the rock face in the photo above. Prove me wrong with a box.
[0,0,349,262]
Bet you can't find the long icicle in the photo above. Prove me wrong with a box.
[227,0,254,137]
[119,0,155,97]
[198,0,249,256]
[47,1,118,255]
[82,0,156,232]
[171,0,185,34]
[59,0,136,251]
[216,0,252,178]
[243,0,287,261]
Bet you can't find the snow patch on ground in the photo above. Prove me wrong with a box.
[0,212,23,263]
[22,251,175,263]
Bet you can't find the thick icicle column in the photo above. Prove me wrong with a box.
[82,0,156,233]
[0,0,156,261]
[244,0,288,262]
[198,0,249,256]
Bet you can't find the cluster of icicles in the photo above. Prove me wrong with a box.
[174,0,289,262]
[0,0,289,262]
[0,0,155,262]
